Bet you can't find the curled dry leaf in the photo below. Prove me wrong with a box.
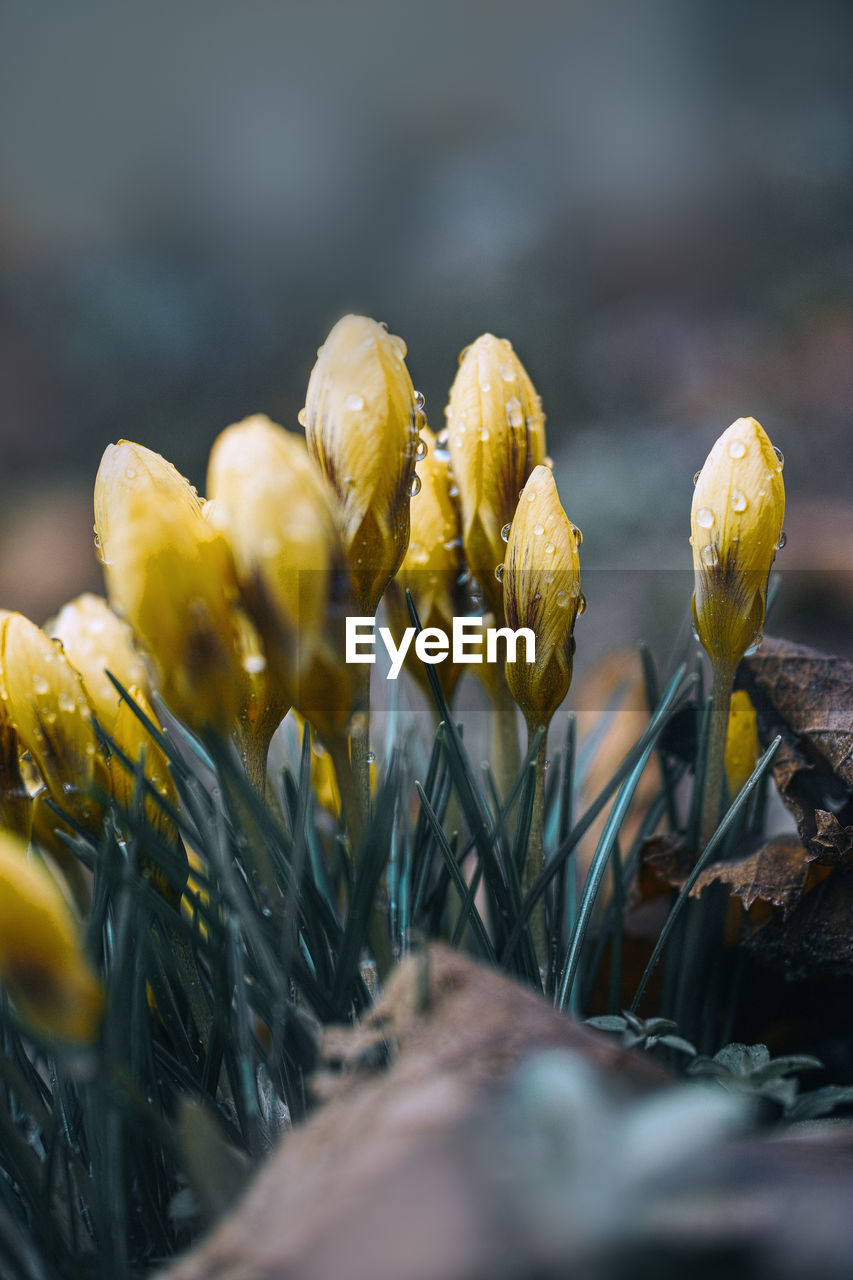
[738,636,853,863]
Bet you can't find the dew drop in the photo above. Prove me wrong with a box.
[125,467,137,480]
[701,544,719,568]
[410,474,422,497]
[479,379,491,393]
[243,654,267,675]
[416,437,428,461]
[58,691,75,714]
[693,471,700,485]
[437,429,449,447]
[728,439,747,459]
[495,564,505,582]
[390,334,407,359]
[696,507,715,529]
[526,490,536,503]
[533,522,545,536]
[297,407,307,427]
[776,529,787,550]
[544,541,555,555]
[570,580,581,597]
[32,674,49,695]
[576,593,587,616]
[366,751,376,764]
[505,398,523,428]
[480,428,490,442]
[414,390,426,409]
[457,569,470,586]
[730,489,747,512]
[448,484,459,498]
[544,759,551,770]
[93,529,102,549]
[744,634,763,657]
[499,362,515,382]
[773,445,784,470]
[544,455,554,470]
[345,393,365,412]
[501,523,512,542]
[572,525,583,546]
[556,588,569,607]
[44,710,57,726]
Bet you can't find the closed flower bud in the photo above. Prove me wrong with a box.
[46,593,150,735]
[725,689,760,798]
[0,831,103,1043]
[446,334,546,616]
[503,465,582,728]
[384,425,468,699]
[207,415,356,741]
[0,612,108,832]
[303,314,418,613]
[691,417,785,671]
[95,441,244,734]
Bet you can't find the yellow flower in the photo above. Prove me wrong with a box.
[95,441,244,734]
[289,712,341,817]
[207,415,357,741]
[0,830,103,1043]
[691,417,785,672]
[0,611,108,832]
[384,425,468,699]
[446,334,546,617]
[503,465,582,728]
[303,314,419,613]
[45,593,151,735]
[725,689,760,798]
[181,845,211,939]
[110,685,179,849]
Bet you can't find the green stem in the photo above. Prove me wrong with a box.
[525,725,549,971]
[326,734,365,856]
[698,660,735,852]
[492,670,521,798]
[350,662,372,829]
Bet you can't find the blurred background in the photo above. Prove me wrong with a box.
[1,0,852,669]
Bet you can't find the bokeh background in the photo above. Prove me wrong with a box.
[2,0,852,668]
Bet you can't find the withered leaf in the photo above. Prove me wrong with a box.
[690,835,812,914]
[738,637,853,862]
[744,866,853,981]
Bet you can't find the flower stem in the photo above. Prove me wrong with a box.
[350,662,372,829]
[698,660,735,852]
[526,724,549,972]
[491,670,521,798]
[326,734,365,856]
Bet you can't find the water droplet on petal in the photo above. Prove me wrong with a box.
[448,484,459,498]
[728,439,747,459]
[416,437,428,461]
[696,507,715,529]
[501,523,512,542]
[570,580,581,597]
[533,522,545,535]
[701,544,719,568]
[297,407,307,427]
[494,564,504,582]
[505,398,523,428]
[390,334,407,359]
[125,467,137,480]
[730,489,747,512]
[345,393,365,412]
[556,588,569,607]
[57,691,75,714]
[773,445,784,470]
[572,525,583,546]
[32,674,49,695]
[744,634,763,657]
[576,593,587,616]
[499,362,515,382]
[366,751,376,763]
[243,654,267,675]
[544,542,555,554]
[479,379,491,393]
[776,529,787,550]
[414,390,425,410]
[693,471,700,485]
[480,428,490,442]
[526,490,536,502]
[410,475,422,497]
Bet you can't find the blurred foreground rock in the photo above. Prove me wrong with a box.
[161,945,853,1280]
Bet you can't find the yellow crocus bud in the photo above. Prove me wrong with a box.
[0,830,103,1043]
[691,417,785,672]
[503,465,583,728]
[0,612,108,831]
[207,415,356,742]
[110,685,179,846]
[95,441,244,734]
[446,334,546,617]
[45,593,151,735]
[303,314,419,614]
[724,689,760,798]
[384,426,468,700]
